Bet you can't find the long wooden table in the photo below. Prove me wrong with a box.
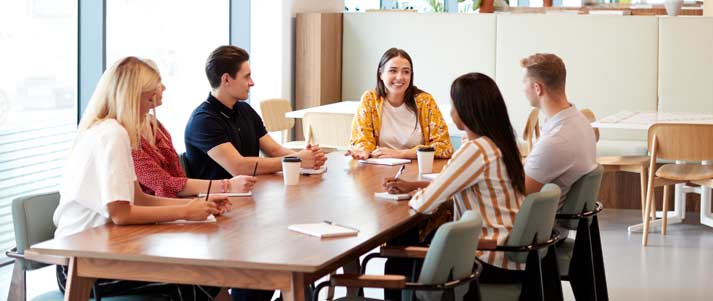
[31,153,446,301]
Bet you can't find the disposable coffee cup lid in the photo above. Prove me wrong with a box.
[418,146,435,152]
[283,156,302,162]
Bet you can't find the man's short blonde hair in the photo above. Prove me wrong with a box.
[520,53,566,91]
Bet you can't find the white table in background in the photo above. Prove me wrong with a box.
[285,101,465,137]
[592,111,713,232]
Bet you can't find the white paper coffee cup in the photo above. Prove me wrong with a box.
[282,156,301,185]
[417,146,435,174]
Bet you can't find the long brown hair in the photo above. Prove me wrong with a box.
[375,48,423,116]
[450,73,525,194]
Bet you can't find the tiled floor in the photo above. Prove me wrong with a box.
[1,209,712,300]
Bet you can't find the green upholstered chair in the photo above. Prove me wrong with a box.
[6,191,165,301]
[313,210,484,301]
[555,165,608,301]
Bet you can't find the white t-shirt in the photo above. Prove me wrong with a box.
[378,101,423,150]
[524,105,597,206]
[53,119,137,238]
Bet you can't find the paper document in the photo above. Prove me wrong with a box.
[421,173,440,181]
[160,214,216,224]
[288,223,359,238]
[374,192,411,200]
[301,165,327,175]
[359,158,411,166]
[197,191,252,197]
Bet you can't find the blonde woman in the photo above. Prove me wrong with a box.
[53,57,227,300]
[132,60,256,198]
[347,48,453,160]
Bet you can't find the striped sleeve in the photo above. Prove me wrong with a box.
[409,142,485,214]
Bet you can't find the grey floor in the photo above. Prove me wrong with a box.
[0,209,711,300]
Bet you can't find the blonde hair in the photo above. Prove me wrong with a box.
[520,53,567,92]
[136,58,167,149]
[76,57,162,149]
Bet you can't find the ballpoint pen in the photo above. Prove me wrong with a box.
[252,162,259,177]
[394,165,405,180]
[205,179,212,201]
[323,220,360,232]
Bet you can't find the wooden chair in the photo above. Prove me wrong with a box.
[520,108,540,157]
[6,192,163,301]
[313,211,484,301]
[555,165,609,301]
[583,108,651,220]
[642,124,713,246]
[302,112,353,151]
[259,98,305,150]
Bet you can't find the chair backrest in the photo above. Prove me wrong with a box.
[302,112,353,148]
[12,191,60,270]
[558,165,604,229]
[178,152,192,178]
[522,108,540,155]
[505,184,561,263]
[648,123,713,161]
[416,210,483,301]
[580,108,600,142]
[260,98,295,132]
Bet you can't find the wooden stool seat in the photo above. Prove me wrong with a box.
[655,164,713,181]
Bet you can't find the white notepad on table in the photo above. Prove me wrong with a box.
[160,214,216,224]
[301,165,327,175]
[197,191,252,197]
[421,173,440,181]
[374,192,411,200]
[288,223,359,238]
[359,158,411,166]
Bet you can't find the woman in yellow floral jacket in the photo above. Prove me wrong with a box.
[348,48,453,160]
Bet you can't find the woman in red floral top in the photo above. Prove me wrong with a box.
[132,60,255,197]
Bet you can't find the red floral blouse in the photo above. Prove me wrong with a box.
[131,121,188,197]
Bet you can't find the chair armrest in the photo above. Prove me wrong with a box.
[379,246,429,259]
[24,249,69,266]
[331,274,406,289]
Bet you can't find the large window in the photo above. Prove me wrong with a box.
[106,0,229,153]
[0,0,77,262]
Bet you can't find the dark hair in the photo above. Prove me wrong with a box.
[450,73,525,195]
[375,48,423,116]
[205,45,250,89]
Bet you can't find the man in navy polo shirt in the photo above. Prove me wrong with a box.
[185,45,326,182]
[184,45,326,301]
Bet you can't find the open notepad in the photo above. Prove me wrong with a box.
[288,223,359,238]
[374,192,411,200]
[197,191,252,197]
[358,158,411,166]
[301,165,327,175]
[160,214,216,224]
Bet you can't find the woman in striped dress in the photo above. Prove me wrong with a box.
[384,72,526,286]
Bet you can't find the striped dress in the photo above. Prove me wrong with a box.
[409,136,525,270]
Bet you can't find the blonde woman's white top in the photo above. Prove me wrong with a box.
[409,136,525,270]
[53,119,136,238]
[378,101,423,150]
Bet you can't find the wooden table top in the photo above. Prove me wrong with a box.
[32,152,446,273]
[591,111,713,130]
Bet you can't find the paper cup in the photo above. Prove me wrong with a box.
[282,156,301,185]
[417,146,435,174]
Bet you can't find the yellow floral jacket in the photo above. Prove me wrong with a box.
[350,90,454,158]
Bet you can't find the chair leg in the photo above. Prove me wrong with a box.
[8,261,26,301]
[639,166,648,220]
[642,178,656,246]
[569,218,596,301]
[662,185,670,236]
[590,217,609,301]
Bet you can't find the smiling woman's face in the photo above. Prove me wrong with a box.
[379,55,411,97]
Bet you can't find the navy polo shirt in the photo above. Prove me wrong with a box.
[184,93,267,180]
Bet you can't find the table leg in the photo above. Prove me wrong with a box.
[64,257,95,301]
[284,272,306,301]
[343,259,361,297]
[700,160,713,228]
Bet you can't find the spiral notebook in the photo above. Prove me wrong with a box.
[288,223,359,238]
[358,158,411,166]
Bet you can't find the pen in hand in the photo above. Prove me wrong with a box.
[205,179,212,201]
[394,165,405,180]
[252,162,259,177]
